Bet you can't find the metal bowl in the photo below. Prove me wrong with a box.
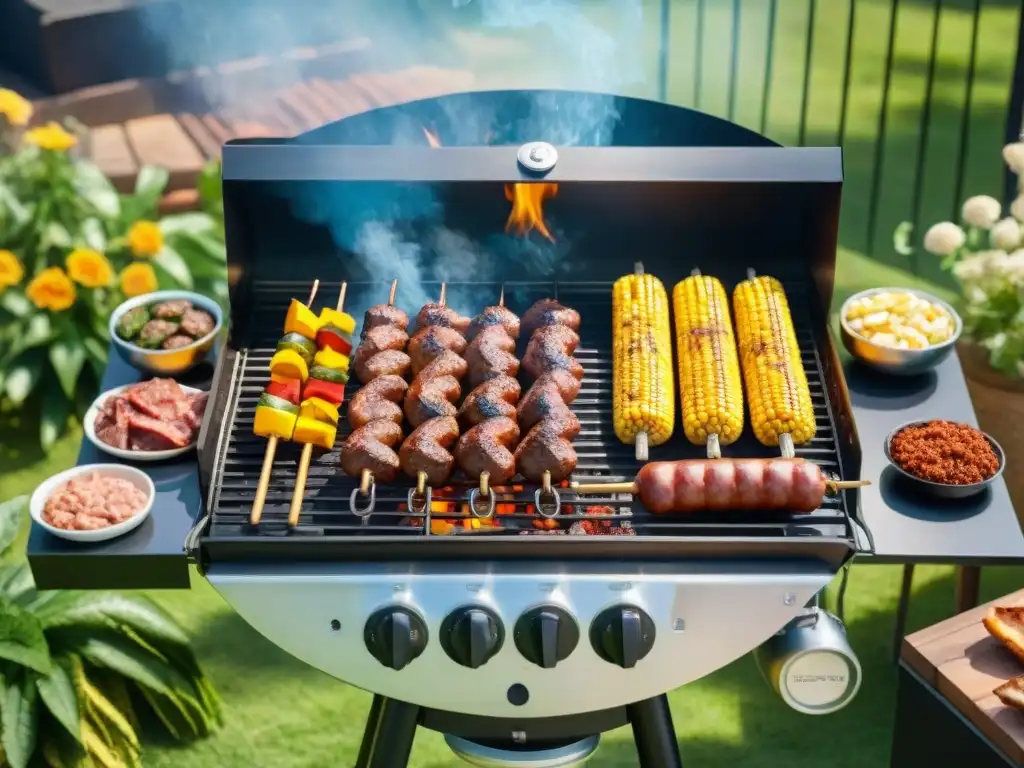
[839,287,962,376]
[109,290,223,376]
[883,420,1005,500]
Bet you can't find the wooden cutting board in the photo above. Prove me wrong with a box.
[903,589,1024,765]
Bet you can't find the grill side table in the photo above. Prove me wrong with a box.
[893,589,1024,767]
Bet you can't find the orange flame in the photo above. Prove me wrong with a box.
[504,183,559,242]
[423,127,441,148]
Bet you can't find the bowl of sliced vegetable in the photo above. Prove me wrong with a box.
[110,290,223,376]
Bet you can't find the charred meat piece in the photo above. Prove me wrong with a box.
[416,349,469,381]
[95,396,132,450]
[467,305,520,341]
[458,375,521,427]
[362,304,409,335]
[355,349,411,383]
[400,416,459,486]
[180,307,216,338]
[353,325,411,383]
[137,319,179,349]
[466,325,520,386]
[517,370,582,431]
[340,420,403,483]
[521,299,581,338]
[513,408,581,482]
[405,375,461,428]
[416,303,470,334]
[128,413,190,449]
[455,417,520,484]
[408,325,468,376]
[151,300,192,320]
[162,334,194,350]
[523,325,583,380]
[349,375,408,429]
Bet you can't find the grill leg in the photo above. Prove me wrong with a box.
[627,694,683,767]
[355,695,384,768]
[362,697,420,768]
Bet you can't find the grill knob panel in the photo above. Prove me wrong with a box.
[364,606,428,671]
[589,604,656,669]
[441,606,504,669]
[514,605,580,668]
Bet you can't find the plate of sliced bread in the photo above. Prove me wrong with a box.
[983,606,1024,707]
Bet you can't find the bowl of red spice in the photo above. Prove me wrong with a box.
[884,419,1004,499]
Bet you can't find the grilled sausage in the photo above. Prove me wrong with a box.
[400,416,460,486]
[467,305,520,341]
[403,349,468,428]
[340,420,403,483]
[408,325,468,376]
[363,304,409,334]
[514,405,580,482]
[459,375,522,427]
[466,325,520,386]
[456,417,520,484]
[523,324,584,380]
[416,303,470,334]
[348,375,407,429]
[635,459,829,514]
[353,325,412,384]
[517,370,582,431]
[522,299,581,338]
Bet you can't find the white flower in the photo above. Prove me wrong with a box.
[1004,142,1024,174]
[922,221,965,256]
[953,254,987,282]
[1012,195,1024,222]
[1006,249,1024,285]
[980,249,1010,276]
[992,217,1022,250]
[966,285,988,303]
[962,195,1002,228]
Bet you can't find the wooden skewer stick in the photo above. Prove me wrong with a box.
[251,279,320,525]
[479,471,490,498]
[360,468,373,495]
[498,284,505,308]
[439,282,447,308]
[288,281,347,529]
[570,478,872,496]
[389,279,398,306]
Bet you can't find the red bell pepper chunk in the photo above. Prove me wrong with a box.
[303,378,346,405]
[316,326,353,356]
[265,378,301,405]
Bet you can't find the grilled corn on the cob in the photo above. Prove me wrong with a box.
[672,274,744,457]
[612,272,675,460]
[733,274,816,454]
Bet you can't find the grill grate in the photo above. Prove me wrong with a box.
[202,279,857,559]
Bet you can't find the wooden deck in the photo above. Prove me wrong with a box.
[29,38,475,211]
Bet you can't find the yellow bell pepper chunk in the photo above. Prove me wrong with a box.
[284,299,323,339]
[253,405,297,439]
[313,347,350,372]
[299,397,339,425]
[270,372,292,384]
[292,416,337,449]
[270,349,309,382]
[318,307,356,335]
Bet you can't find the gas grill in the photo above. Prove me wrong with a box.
[191,90,871,767]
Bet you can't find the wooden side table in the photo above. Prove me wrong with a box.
[893,589,1024,767]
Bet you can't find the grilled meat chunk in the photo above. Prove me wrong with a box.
[353,325,410,381]
[523,324,584,380]
[513,406,581,482]
[458,375,521,427]
[517,371,581,431]
[151,300,192,320]
[137,319,179,349]
[466,325,520,386]
[416,302,470,334]
[467,305,520,341]
[408,325,468,376]
[162,334,194,350]
[400,416,459,486]
[340,420,403,483]
[180,307,216,338]
[362,304,409,335]
[405,376,461,428]
[522,299,581,338]
[349,375,407,429]
[355,349,411,382]
[416,349,469,381]
[456,417,520,484]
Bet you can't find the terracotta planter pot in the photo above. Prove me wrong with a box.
[957,341,1024,530]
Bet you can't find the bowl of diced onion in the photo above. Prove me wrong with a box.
[839,287,962,375]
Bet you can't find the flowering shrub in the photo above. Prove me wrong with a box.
[898,144,1024,379]
[0,89,227,450]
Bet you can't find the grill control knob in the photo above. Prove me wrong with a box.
[364,606,428,671]
[590,605,656,669]
[514,605,580,668]
[441,606,504,669]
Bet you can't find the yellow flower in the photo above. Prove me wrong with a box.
[126,221,164,257]
[23,121,77,152]
[0,250,24,289]
[0,89,32,127]
[66,248,114,288]
[120,263,158,297]
[26,267,76,312]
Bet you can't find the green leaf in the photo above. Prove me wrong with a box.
[72,633,193,697]
[158,213,216,238]
[73,162,120,219]
[41,222,72,250]
[21,314,54,352]
[0,497,28,558]
[0,182,31,226]
[0,292,31,318]
[0,565,36,605]
[0,597,51,674]
[4,351,44,406]
[37,660,80,743]
[80,218,107,252]
[80,671,136,748]
[49,332,86,399]
[39,375,71,452]
[0,668,39,768]
[152,246,193,290]
[168,232,226,281]
[134,166,169,201]
[138,687,206,741]
[35,595,190,649]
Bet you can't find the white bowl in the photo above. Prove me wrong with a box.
[30,464,155,543]
[84,383,203,461]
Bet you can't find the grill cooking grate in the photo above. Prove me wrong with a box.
[202,280,856,555]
